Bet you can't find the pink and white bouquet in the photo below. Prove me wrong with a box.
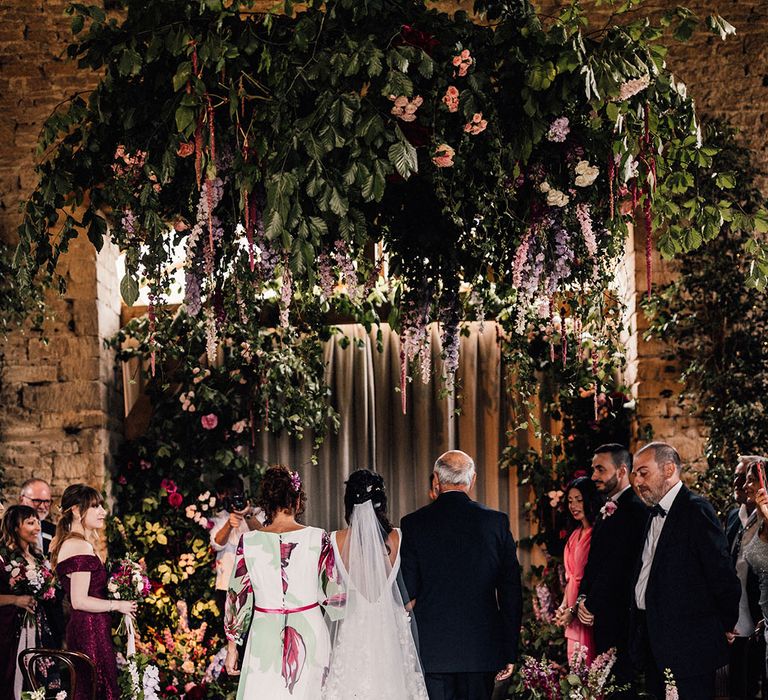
[109,557,150,656]
[5,556,57,601]
[108,557,151,601]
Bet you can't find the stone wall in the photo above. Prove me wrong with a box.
[0,2,122,504]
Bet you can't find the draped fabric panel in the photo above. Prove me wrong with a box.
[250,322,527,540]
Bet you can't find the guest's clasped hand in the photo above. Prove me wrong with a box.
[14,594,36,614]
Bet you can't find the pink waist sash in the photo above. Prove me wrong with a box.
[253,602,319,615]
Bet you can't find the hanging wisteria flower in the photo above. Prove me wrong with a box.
[574,160,600,187]
[463,112,488,135]
[615,73,651,101]
[452,48,473,77]
[280,266,293,327]
[317,252,336,298]
[389,95,423,122]
[546,116,570,142]
[442,85,460,112]
[432,144,455,168]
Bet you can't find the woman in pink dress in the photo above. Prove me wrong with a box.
[554,476,601,664]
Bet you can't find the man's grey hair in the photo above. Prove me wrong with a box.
[433,451,476,487]
[19,478,50,495]
[636,442,682,473]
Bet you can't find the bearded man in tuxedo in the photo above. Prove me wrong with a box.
[576,444,648,685]
[631,442,740,700]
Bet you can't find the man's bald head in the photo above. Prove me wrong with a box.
[434,450,476,490]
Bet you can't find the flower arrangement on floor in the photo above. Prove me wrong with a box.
[519,644,622,700]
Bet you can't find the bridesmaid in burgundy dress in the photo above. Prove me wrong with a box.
[51,485,136,700]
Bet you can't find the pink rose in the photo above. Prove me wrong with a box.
[201,413,218,430]
[168,491,184,508]
[463,112,488,135]
[441,86,460,113]
[432,144,455,168]
[161,478,177,493]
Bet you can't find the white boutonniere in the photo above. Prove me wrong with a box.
[600,500,618,518]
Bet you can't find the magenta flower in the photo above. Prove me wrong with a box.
[201,413,218,430]
[161,478,177,493]
[168,491,184,508]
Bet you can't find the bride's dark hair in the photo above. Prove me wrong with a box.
[344,470,394,540]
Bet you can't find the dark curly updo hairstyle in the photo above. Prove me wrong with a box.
[257,466,306,526]
[344,469,394,542]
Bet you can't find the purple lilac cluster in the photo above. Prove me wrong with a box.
[546,116,570,143]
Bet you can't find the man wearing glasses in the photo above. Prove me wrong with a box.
[19,478,55,555]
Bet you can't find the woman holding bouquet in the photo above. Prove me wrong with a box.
[51,484,136,700]
[0,504,55,700]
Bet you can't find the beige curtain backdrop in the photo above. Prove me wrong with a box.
[251,322,527,539]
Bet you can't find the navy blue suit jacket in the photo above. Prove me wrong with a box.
[400,492,523,673]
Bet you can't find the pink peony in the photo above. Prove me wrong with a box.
[201,413,218,430]
[432,144,455,168]
[168,491,184,508]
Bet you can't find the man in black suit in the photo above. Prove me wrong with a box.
[19,478,56,555]
[576,444,648,684]
[20,478,65,650]
[400,450,523,700]
[631,442,740,700]
[725,455,763,700]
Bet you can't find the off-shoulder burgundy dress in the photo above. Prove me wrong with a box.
[55,554,119,700]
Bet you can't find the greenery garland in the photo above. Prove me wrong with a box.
[12,0,768,396]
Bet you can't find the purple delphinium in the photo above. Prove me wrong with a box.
[184,268,202,317]
[439,285,461,389]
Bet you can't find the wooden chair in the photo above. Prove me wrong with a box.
[18,648,97,700]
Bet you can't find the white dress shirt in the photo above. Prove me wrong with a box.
[634,480,683,610]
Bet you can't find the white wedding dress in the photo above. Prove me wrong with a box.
[323,500,429,700]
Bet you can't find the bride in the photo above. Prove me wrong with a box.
[324,470,428,700]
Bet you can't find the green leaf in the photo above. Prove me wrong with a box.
[71,14,84,35]
[172,61,192,92]
[387,129,418,179]
[715,171,736,189]
[265,209,283,240]
[87,214,106,251]
[175,106,196,135]
[120,273,140,307]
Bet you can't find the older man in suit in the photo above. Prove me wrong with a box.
[400,450,523,700]
[631,442,740,700]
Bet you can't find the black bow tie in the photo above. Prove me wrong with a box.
[650,504,667,518]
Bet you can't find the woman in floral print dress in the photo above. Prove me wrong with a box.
[225,467,342,699]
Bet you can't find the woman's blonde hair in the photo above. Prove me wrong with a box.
[49,484,103,567]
